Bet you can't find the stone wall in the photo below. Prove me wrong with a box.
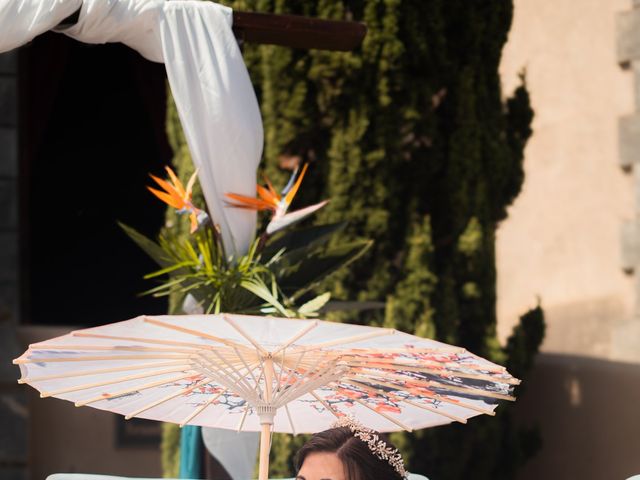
[0,49,26,480]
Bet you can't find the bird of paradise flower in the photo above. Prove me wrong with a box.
[224,164,328,234]
[147,167,206,233]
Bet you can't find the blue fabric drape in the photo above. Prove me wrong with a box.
[179,425,202,479]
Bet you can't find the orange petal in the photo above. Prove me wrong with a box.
[264,176,281,201]
[147,187,185,210]
[283,163,309,207]
[257,185,279,206]
[164,167,186,197]
[150,174,183,200]
[185,169,199,198]
[225,202,264,210]
[189,212,198,233]
[224,193,274,211]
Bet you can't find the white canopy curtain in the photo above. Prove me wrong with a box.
[0,1,263,479]
[0,0,263,256]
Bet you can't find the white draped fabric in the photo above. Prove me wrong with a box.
[159,2,262,256]
[0,0,82,52]
[62,0,166,62]
[202,428,260,480]
[0,0,263,256]
[0,1,263,478]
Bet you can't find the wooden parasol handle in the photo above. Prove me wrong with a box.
[258,422,272,480]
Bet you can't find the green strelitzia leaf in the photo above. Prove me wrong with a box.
[140,276,187,296]
[263,223,347,260]
[298,292,331,317]
[277,239,374,300]
[143,261,195,279]
[240,279,291,317]
[119,222,174,268]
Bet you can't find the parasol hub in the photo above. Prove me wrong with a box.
[256,404,276,425]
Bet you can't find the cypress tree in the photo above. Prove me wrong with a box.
[162,1,542,478]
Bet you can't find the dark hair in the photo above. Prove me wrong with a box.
[295,426,404,480]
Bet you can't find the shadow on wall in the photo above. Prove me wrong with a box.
[515,353,640,480]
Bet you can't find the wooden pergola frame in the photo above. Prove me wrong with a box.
[58,7,367,52]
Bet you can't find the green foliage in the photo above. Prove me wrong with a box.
[127,225,288,315]
[274,237,373,301]
[383,216,436,337]
[268,432,309,476]
[160,1,542,478]
[161,423,181,478]
[505,304,546,382]
[122,218,371,318]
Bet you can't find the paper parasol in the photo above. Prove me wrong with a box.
[14,314,519,479]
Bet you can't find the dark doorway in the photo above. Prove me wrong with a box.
[20,33,171,326]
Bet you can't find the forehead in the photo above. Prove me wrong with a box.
[297,451,347,480]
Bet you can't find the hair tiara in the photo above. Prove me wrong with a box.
[331,416,408,479]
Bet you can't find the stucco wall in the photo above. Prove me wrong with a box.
[497,0,637,360]
[497,1,640,479]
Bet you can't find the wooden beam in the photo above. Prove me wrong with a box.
[55,8,366,52]
[232,11,366,51]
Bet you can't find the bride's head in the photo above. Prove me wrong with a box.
[295,420,406,480]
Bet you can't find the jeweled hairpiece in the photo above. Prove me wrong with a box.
[332,416,408,479]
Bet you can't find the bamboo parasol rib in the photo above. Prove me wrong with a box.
[143,316,251,351]
[40,366,196,398]
[351,377,497,416]
[352,397,413,431]
[75,372,199,407]
[310,390,341,419]
[14,354,193,363]
[347,360,519,385]
[125,377,213,420]
[358,370,516,401]
[18,360,192,383]
[179,389,227,427]
[271,321,318,356]
[29,344,202,354]
[71,331,220,349]
[339,379,468,424]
